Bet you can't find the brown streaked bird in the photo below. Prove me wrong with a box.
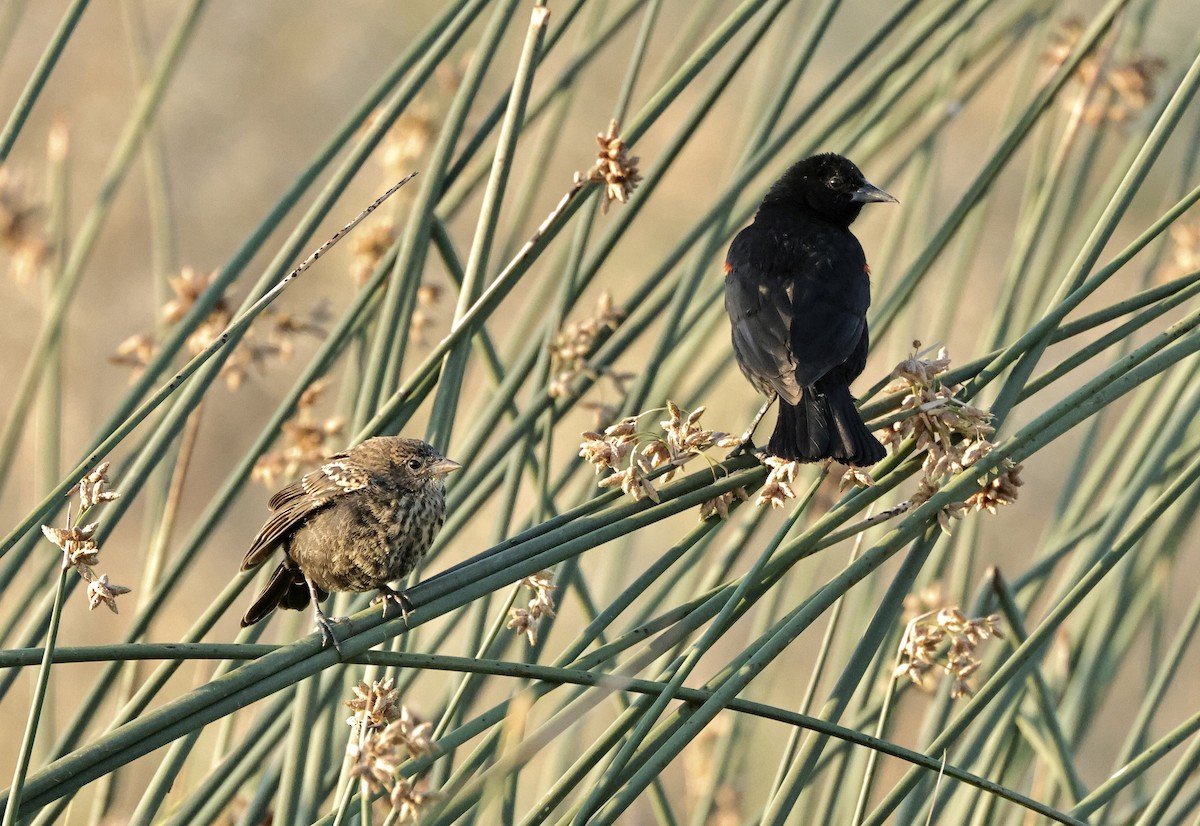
[239,436,459,649]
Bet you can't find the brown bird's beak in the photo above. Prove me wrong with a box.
[429,458,461,476]
[850,181,898,204]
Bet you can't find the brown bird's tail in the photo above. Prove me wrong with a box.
[769,385,885,467]
[240,561,325,627]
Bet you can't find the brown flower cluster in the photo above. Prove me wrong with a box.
[881,342,1022,533]
[410,283,443,346]
[581,120,641,212]
[41,462,129,613]
[507,570,557,646]
[1045,19,1165,124]
[580,402,739,505]
[349,221,396,287]
[111,266,329,389]
[378,80,458,179]
[252,380,344,488]
[839,467,876,493]
[896,604,1002,700]
[0,165,50,284]
[755,456,802,509]
[1159,221,1200,283]
[700,486,750,520]
[380,104,437,181]
[345,678,435,820]
[370,60,460,185]
[548,291,627,398]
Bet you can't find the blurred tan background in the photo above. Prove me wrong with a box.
[1,0,1198,820]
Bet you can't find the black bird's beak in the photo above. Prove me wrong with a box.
[850,181,898,204]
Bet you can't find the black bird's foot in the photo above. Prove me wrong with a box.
[729,398,775,459]
[313,608,344,654]
[372,585,414,625]
[726,437,756,459]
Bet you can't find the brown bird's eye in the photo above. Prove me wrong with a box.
[408,458,423,470]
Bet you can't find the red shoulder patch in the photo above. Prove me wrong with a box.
[864,262,871,275]
[723,261,733,276]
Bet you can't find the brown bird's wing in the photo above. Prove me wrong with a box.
[240,452,371,571]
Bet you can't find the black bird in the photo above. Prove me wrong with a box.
[240,436,459,648]
[724,153,896,466]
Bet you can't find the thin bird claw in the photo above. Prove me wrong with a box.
[373,586,415,626]
[726,438,756,459]
[313,609,343,654]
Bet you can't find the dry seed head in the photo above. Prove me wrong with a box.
[150,267,328,391]
[346,704,434,795]
[964,461,1024,514]
[1043,20,1165,124]
[1043,18,1085,70]
[699,487,749,521]
[507,607,540,646]
[44,464,128,610]
[886,343,1020,522]
[87,574,131,613]
[1158,221,1200,283]
[380,706,434,759]
[596,464,660,502]
[109,333,157,382]
[755,456,802,509]
[587,120,641,212]
[520,570,557,609]
[349,221,396,286]
[252,382,344,488]
[390,778,434,822]
[509,570,560,646]
[896,604,1002,699]
[264,302,329,363]
[348,730,401,793]
[163,267,224,325]
[0,165,49,283]
[578,434,631,473]
[43,523,100,569]
[345,677,403,733]
[380,103,437,179]
[839,467,876,492]
[548,291,625,397]
[70,461,121,510]
[582,403,739,511]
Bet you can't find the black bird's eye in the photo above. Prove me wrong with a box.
[408,458,423,470]
[827,176,842,188]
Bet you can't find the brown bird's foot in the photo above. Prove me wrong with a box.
[372,585,415,625]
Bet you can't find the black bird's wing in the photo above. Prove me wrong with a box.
[240,452,370,571]
[786,230,870,387]
[725,216,872,401]
[725,224,804,405]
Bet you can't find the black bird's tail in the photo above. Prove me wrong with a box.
[768,385,885,467]
[240,561,324,627]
